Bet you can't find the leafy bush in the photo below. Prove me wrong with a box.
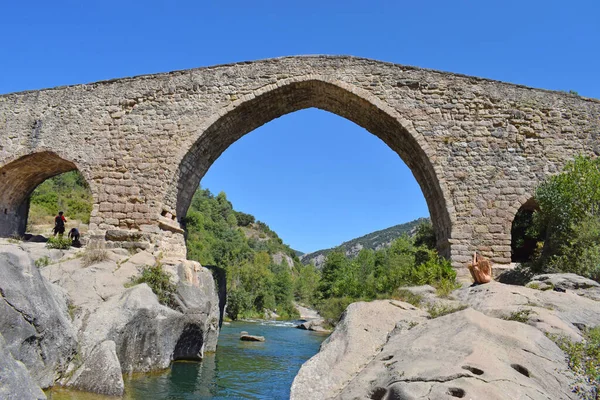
[317,296,356,327]
[414,221,436,250]
[130,264,177,308]
[46,237,71,249]
[528,156,600,281]
[550,326,599,398]
[226,287,253,320]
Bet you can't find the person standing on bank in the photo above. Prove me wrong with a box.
[53,211,67,237]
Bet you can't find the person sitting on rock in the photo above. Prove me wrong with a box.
[68,227,81,247]
[468,252,492,284]
[53,211,67,237]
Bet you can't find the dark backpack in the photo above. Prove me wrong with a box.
[55,216,64,228]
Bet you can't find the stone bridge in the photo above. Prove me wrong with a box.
[1,56,599,269]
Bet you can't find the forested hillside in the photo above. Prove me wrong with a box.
[301,217,429,268]
[28,171,93,227]
[183,188,319,319]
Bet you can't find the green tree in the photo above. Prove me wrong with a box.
[530,156,600,280]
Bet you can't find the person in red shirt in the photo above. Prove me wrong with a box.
[53,211,67,237]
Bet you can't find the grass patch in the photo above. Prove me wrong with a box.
[549,326,599,398]
[390,288,423,307]
[434,278,462,298]
[34,256,51,268]
[503,309,536,323]
[82,241,109,267]
[129,263,177,308]
[46,236,71,249]
[427,303,468,319]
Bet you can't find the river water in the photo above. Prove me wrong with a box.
[48,320,328,400]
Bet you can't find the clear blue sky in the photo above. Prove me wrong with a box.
[2,1,599,252]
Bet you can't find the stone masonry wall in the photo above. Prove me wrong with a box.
[1,56,599,269]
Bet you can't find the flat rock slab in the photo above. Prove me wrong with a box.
[336,308,580,400]
[291,300,428,400]
[454,281,600,341]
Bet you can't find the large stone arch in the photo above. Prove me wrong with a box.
[1,56,599,268]
[0,151,94,236]
[166,77,455,258]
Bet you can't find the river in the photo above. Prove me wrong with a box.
[47,320,328,400]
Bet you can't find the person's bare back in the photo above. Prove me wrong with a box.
[468,252,492,284]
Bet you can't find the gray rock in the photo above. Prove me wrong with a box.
[0,244,77,388]
[0,333,46,400]
[530,273,600,301]
[75,284,202,375]
[174,260,221,352]
[240,334,265,342]
[291,300,428,400]
[296,319,330,333]
[336,308,581,400]
[454,281,600,341]
[69,340,124,396]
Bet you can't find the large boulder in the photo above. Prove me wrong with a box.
[291,300,428,400]
[174,260,221,352]
[335,308,580,400]
[454,281,600,341]
[0,333,46,400]
[0,244,77,388]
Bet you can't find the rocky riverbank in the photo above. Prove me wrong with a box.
[0,239,222,398]
[292,275,600,399]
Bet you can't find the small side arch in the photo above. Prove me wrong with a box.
[510,197,540,263]
[0,151,93,237]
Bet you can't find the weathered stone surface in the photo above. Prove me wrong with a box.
[174,260,221,352]
[529,273,600,301]
[0,333,46,400]
[335,309,580,400]
[454,281,600,341]
[68,340,124,396]
[0,243,77,388]
[2,56,599,268]
[290,300,428,400]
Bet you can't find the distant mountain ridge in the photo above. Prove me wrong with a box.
[300,217,429,268]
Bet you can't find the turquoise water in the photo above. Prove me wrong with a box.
[123,321,328,400]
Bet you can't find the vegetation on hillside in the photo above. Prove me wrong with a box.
[184,188,316,320]
[301,217,430,266]
[315,221,457,326]
[29,171,92,226]
[516,156,600,282]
